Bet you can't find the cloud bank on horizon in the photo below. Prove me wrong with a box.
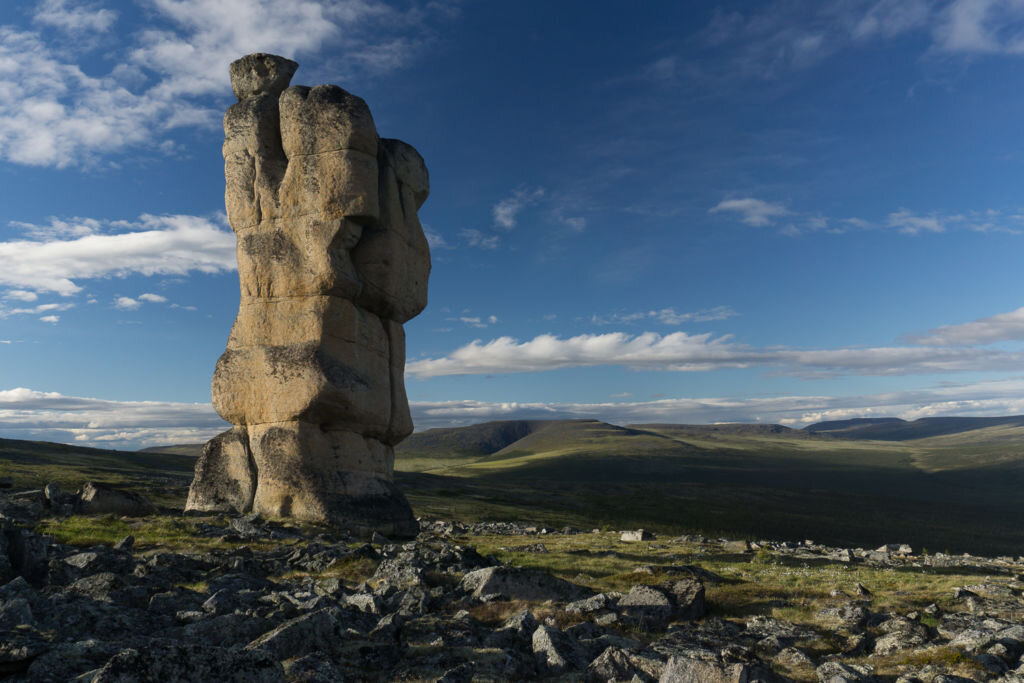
[4,0,1024,449]
[7,378,1024,449]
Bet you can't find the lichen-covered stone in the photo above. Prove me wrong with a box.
[187,53,428,537]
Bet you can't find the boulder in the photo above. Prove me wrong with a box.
[533,624,588,675]
[460,566,591,602]
[618,584,676,631]
[92,641,285,682]
[76,482,157,517]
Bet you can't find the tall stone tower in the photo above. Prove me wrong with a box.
[185,53,430,537]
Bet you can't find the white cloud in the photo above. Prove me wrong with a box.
[453,314,498,329]
[909,305,1024,345]
[33,0,117,34]
[492,187,545,229]
[138,293,167,303]
[114,296,141,310]
[0,214,236,295]
[460,229,500,250]
[0,387,227,449]
[887,209,945,234]
[709,198,789,226]
[0,340,10,344]
[407,330,1024,379]
[39,315,60,323]
[0,1,446,168]
[4,290,39,302]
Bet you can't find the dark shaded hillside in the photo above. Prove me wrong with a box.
[399,419,579,457]
[805,415,1024,440]
[631,423,815,439]
[0,438,195,506]
[140,444,204,457]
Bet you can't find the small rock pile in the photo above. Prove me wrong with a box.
[1,489,1024,681]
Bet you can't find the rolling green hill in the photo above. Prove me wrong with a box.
[4,415,1024,555]
[0,437,195,506]
[395,418,1024,556]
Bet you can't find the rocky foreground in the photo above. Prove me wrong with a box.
[1,487,1024,682]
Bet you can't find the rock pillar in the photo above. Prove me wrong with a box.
[185,53,430,537]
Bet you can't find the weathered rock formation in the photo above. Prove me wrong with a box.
[186,53,430,537]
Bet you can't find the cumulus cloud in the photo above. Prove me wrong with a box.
[0,214,236,295]
[493,187,545,229]
[909,305,1024,346]
[138,293,167,303]
[0,0,447,167]
[0,387,227,449]
[114,296,141,310]
[39,315,60,324]
[406,330,1024,379]
[709,198,789,226]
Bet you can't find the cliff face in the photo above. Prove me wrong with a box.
[186,53,429,538]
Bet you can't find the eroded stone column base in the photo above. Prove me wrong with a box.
[184,424,417,538]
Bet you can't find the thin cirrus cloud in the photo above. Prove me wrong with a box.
[492,187,545,229]
[459,228,500,250]
[0,302,75,318]
[33,0,118,33]
[406,330,1024,379]
[0,0,447,168]
[708,198,789,226]
[908,305,1024,346]
[0,214,236,296]
[592,306,737,326]
[711,197,1023,236]
[697,0,1024,82]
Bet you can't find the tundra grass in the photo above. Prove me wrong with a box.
[34,514,307,553]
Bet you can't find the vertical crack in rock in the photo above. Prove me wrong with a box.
[186,53,429,538]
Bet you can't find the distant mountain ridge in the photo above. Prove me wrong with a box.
[803,415,1024,441]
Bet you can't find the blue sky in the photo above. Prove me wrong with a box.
[5,0,1024,449]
